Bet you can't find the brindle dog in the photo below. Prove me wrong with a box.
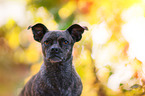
[19,23,88,96]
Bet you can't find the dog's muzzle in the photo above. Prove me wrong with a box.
[46,47,63,63]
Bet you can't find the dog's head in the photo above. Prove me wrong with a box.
[28,23,88,64]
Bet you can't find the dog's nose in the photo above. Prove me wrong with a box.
[51,48,60,53]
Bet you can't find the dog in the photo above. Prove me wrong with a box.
[19,23,88,96]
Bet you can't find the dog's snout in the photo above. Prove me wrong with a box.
[51,48,59,53]
[50,43,62,54]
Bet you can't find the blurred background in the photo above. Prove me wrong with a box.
[1,0,145,96]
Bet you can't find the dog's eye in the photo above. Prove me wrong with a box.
[63,40,69,45]
[44,41,51,45]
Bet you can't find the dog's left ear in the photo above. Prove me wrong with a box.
[28,23,48,42]
[67,24,88,42]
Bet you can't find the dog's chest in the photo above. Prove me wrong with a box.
[38,70,73,95]
[49,71,72,88]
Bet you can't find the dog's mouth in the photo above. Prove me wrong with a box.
[47,54,63,63]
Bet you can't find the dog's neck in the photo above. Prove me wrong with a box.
[40,56,73,78]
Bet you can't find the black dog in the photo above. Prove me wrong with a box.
[19,23,88,96]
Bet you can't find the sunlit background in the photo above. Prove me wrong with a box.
[1,0,145,96]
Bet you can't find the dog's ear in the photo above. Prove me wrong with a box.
[28,23,48,42]
[67,24,88,42]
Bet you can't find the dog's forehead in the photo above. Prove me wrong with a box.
[42,30,71,41]
[47,31,64,37]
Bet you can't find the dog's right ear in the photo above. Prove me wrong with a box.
[28,23,48,42]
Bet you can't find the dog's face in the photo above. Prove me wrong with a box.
[28,23,88,64]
